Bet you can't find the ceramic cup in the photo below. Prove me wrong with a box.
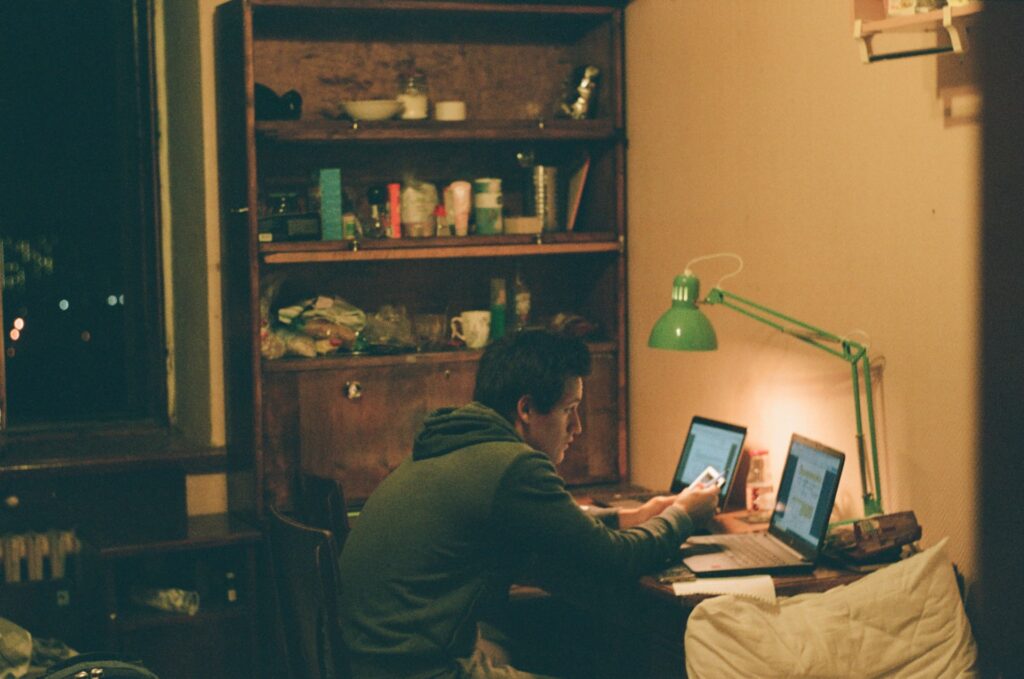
[450,310,490,349]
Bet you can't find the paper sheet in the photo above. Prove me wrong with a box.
[672,575,777,604]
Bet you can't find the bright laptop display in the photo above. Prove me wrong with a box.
[669,415,747,503]
[680,434,845,577]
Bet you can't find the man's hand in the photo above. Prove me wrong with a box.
[671,483,719,527]
[617,495,678,528]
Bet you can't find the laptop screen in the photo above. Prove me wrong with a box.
[769,434,845,560]
[670,416,746,499]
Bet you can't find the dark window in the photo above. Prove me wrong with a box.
[0,0,164,429]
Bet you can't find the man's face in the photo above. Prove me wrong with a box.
[518,376,584,465]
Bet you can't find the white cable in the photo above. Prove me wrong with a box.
[841,328,872,351]
[683,252,744,289]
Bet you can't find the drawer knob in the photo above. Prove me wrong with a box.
[344,381,363,400]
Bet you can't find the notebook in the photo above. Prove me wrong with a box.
[680,434,845,577]
[592,415,746,507]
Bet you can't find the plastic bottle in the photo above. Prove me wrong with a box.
[490,278,507,340]
[745,450,775,522]
[386,182,402,238]
[513,268,531,331]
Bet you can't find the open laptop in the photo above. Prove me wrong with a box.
[592,415,746,508]
[680,433,845,577]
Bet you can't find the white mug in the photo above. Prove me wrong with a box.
[451,310,490,349]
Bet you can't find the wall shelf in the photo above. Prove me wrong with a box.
[853,1,982,63]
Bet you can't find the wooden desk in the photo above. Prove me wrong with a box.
[532,502,864,678]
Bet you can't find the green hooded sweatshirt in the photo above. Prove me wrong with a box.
[338,402,695,678]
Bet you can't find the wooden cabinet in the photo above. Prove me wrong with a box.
[0,441,257,678]
[215,0,629,514]
[93,514,261,679]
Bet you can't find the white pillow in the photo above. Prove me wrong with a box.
[684,537,978,678]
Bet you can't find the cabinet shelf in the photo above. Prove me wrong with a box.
[251,0,622,14]
[257,119,619,144]
[114,604,251,633]
[262,341,617,373]
[260,233,622,264]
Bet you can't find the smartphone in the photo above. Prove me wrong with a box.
[694,465,726,489]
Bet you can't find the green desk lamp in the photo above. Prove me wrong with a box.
[648,254,884,517]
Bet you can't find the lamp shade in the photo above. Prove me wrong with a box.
[647,274,718,351]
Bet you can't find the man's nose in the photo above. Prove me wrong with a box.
[570,410,582,435]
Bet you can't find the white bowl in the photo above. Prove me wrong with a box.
[341,99,404,121]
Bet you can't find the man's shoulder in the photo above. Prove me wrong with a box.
[449,439,544,466]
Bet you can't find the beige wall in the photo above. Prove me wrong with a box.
[626,1,980,577]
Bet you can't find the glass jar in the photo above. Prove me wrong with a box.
[397,71,429,120]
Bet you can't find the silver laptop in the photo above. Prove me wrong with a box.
[593,415,746,507]
[680,434,845,577]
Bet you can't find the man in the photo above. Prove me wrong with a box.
[338,330,719,678]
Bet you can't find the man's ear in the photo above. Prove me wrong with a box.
[515,394,532,424]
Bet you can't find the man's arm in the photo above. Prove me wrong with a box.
[616,486,718,529]
[495,452,705,577]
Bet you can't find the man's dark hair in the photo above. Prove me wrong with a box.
[473,330,591,422]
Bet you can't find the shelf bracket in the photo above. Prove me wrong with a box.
[855,6,968,64]
[942,5,969,55]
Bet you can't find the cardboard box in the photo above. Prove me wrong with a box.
[318,168,343,240]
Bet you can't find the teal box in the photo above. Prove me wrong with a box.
[318,168,343,240]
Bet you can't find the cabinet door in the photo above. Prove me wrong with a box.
[296,359,478,504]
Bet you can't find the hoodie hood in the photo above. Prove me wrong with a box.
[412,402,524,460]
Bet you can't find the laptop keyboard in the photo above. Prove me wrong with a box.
[718,533,794,567]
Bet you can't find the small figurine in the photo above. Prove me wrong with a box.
[560,65,601,120]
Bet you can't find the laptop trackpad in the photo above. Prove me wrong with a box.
[679,542,726,557]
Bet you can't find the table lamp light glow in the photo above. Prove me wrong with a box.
[648,257,884,517]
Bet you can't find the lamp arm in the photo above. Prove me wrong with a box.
[709,288,857,361]
[707,287,884,515]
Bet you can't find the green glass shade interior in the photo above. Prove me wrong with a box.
[647,274,718,351]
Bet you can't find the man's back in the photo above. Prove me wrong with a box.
[338,402,694,678]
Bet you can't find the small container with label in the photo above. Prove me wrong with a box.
[472,178,503,235]
[745,449,775,523]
